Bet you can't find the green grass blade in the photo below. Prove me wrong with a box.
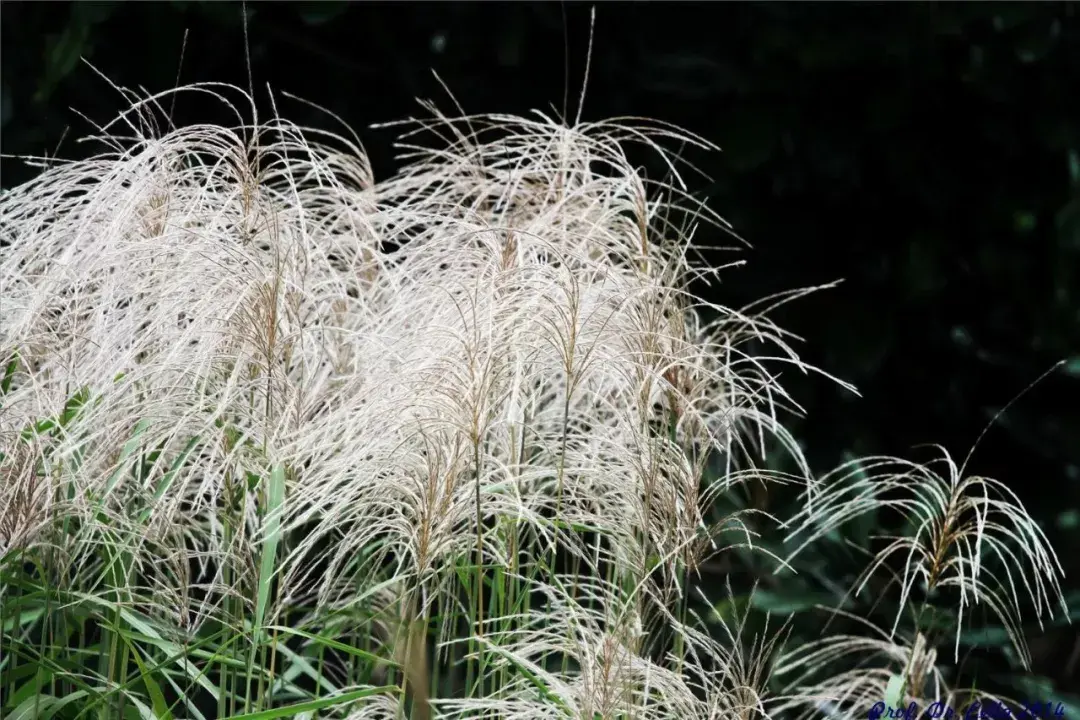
[122,634,175,720]
[262,626,398,668]
[220,686,397,720]
[254,464,286,640]
[101,417,153,500]
[138,433,201,524]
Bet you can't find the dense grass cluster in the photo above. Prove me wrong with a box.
[0,81,1067,719]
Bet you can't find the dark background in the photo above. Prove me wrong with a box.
[3,0,1079,691]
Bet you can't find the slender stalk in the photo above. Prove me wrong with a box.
[472,439,485,702]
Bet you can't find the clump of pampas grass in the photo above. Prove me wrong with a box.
[0,68,1066,720]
